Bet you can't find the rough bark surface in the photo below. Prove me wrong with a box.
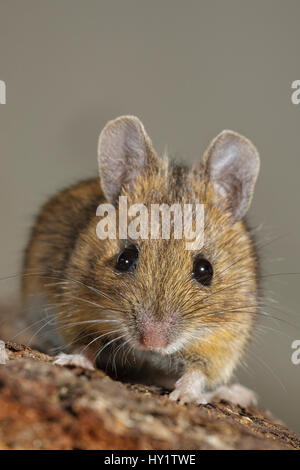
[0,341,298,450]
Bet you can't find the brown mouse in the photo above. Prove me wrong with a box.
[21,115,260,406]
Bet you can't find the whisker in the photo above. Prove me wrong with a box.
[94,334,128,364]
[81,328,125,353]
[64,295,124,315]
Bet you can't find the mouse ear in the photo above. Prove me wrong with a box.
[203,130,260,221]
[98,115,158,204]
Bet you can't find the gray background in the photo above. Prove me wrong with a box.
[0,0,300,433]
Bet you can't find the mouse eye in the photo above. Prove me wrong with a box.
[115,245,139,272]
[192,255,213,286]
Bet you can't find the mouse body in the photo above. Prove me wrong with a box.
[22,116,260,405]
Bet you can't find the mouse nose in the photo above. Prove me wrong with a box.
[138,314,170,351]
[140,327,168,349]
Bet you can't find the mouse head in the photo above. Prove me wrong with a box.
[67,116,260,358]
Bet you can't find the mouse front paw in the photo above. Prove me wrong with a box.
[54,352,95,371]
[212,383,257,407]
[169,370,209,404]
[168,370,257,407]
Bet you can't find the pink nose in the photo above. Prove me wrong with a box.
[139,314,169,350]
[140,328,167,349]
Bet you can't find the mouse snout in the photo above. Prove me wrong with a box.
[136,313,173,352]
[140,325,167,350]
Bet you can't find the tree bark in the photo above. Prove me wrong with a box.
[0,341,298,450]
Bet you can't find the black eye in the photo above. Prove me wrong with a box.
[115,245,139,272]
[192,255,213,286]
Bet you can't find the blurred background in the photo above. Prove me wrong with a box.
[0,0,299,432]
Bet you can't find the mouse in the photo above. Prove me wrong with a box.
[21,115,260,406]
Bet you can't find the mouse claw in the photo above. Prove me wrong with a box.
[0,340,8,365]
[169,388,208,405]
[53,352,95,371]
